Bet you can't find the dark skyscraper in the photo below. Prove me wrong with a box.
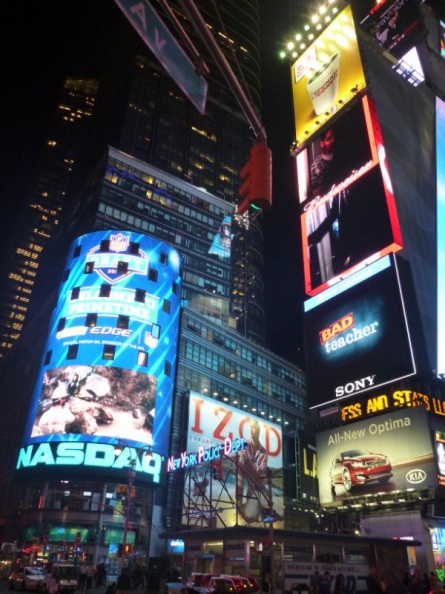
[0,77,99,359]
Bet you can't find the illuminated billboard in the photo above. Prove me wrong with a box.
[360,0,425,60]
[17,230,183,485]
[183,392,284,528]
[298,431,319,504]
[316,407,436,505]
[298,96,403,296]
[437,98,445,376]
[304,256,416,409]
[291,5,367,148]
[441,22,445,58]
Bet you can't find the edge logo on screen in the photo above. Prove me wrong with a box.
[319,312,379,354]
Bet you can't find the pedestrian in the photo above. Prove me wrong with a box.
[310,572,321,594]
[86,563,96,591]
[333,574,346,594]
[79,563,88,592]
[319,572,331,594]
[117,568,132,594]
[96,562,106,587]
[366,566,386,594]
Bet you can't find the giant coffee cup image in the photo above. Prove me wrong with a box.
[306,53,340,115]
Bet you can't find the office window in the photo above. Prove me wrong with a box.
[57,318,66,332]
[84,261,94,274]
[100,284,112,298]
[152,324,160,339]
[160,252,168,265]
[44,350,52,365]
[67,344,79,360]
[165,361,172,376]
[73,246,81,258]
[130,242,140,254]
[103,345,116,360]
[100,240,110,252]
[172,281,179,295]
[148,269,158,282]
[62,269,70,282]
[163,300,171,314]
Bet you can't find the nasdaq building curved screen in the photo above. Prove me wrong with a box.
[17,230,183,485]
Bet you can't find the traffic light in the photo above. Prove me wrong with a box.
[212,458,223,481]
[238,143,272,215]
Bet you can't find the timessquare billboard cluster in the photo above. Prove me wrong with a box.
[316,407,436,505]
[181,392,284,529]
[16,230,183,486]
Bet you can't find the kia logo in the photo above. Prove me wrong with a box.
[406,469,427,484]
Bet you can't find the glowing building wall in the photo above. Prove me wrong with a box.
[17,230,182,485]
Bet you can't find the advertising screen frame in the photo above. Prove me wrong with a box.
[316,407,436,506]
[291,4,367,149]
[304,255,417,409]
[360,0,425,60]
[17,230,183,486]
[298,95,403,297]
[182,391,284,529]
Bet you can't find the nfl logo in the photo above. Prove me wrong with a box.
[109,233,129,253]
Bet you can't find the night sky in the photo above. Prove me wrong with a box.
[0,1,308,368]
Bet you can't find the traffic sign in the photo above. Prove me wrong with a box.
[114,0,208,114]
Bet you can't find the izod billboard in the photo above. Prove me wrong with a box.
[303,255,417,409]
[181,392,284,529]
[291,4,367,149]
[17,230,183,486]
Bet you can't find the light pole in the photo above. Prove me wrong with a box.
[117,452,136,576]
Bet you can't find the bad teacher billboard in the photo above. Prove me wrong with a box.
[291,4,367,148]
[316,406,436,505]
[304,255,416,409]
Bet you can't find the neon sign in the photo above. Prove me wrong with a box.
[167,437,246,472]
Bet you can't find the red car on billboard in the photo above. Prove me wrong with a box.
[329,448,393,492]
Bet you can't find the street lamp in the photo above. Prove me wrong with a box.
[114,440,155,575]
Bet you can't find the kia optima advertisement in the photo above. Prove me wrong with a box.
[316,406,436,505]
[329,448,393,493]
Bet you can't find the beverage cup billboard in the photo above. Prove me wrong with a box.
[307,53,340,116]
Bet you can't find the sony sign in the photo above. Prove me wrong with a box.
[17,442,163,485]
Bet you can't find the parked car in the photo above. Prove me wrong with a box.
[42,563,78,594]
[329,449,393,492]
[9,566,46,591]
[245,577,260,593]
[187,573,218,593]
[220,576,245,593]
[207,578,236,594]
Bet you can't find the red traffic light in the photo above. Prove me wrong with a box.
[238,144,272,215]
